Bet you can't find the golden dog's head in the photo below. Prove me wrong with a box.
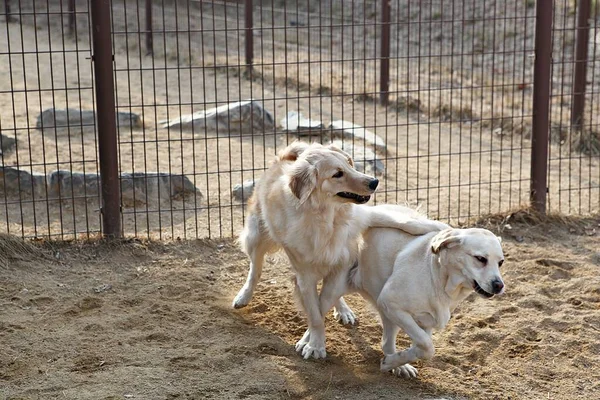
[281,141,379,205]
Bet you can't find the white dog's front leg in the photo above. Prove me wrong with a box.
[361,207,449,236]
[378,306,434,372]
[380,314,418,378]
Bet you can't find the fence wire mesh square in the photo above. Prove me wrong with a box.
[0,0,598,240]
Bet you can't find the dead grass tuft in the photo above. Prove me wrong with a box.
[0,234,48,267]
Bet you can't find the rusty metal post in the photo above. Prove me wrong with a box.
[146,0,153,56]
[91,0,121,238]
[530,0,553,214]
[5,0,15,23]
[68,0,75,35]
[380,0,391,105]
[245,0,253,69]
[571,0,591,128]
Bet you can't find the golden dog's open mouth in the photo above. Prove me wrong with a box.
[336,192,371,204]
[473,281,495,298]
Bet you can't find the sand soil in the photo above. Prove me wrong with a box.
[1,213,599,399]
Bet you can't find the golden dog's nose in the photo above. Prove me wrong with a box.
[368,179,379,191]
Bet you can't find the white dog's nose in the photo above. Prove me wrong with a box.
[491,279,505,294]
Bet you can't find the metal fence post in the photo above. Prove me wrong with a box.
[571,0,591,128]
[69,0,75,34]
[146,0,153,56]
[245,0,253,69]
[91,0,122,238]
[5,0,15,23]
[380,0,391,105]
[530,0,553,214]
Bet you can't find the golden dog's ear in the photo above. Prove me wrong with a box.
[327,144,354,167]
[279,141,311,162]
[431,228,462,253]
[288,159,317,204]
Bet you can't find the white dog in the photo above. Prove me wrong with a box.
[232,142,447,359]
[349,205,505,377]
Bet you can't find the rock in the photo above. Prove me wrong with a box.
[329,140,385,177]
[328,120,387,155]
[280,111,324,135]
[160,100,274,135]
[36,108,143,130]
[0,166,47,199]
[119,172,202,207]
[47,170,100,200]
[48,170,202,207]
[0,134,16,156]
[232,180,257,202]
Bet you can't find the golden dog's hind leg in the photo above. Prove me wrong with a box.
[233,214,276,309]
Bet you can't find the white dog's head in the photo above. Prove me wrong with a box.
[431,228,505,298]
[282,142,379,206]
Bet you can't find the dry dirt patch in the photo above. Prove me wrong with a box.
[1,216,599,399]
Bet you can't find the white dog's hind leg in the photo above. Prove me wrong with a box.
[233,216,275,309]
[380,315,418,378]
[333,297,356,325]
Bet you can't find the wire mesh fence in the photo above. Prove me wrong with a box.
[0,0,598,240]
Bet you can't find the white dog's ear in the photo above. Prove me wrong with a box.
[288,159,317,204]
[431,228,462,253]
[497,236,503,244]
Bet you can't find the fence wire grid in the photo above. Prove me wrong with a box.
[0,0,598,240]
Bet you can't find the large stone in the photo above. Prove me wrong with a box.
[280,111,324,136]
[47,170,100,200]
[330,140,385,177]
[328,120,387,155]
[232,180,256,202]
[120,172,202,206]
[0,134,16,156]
[47,170,202,207]
[160,100,274,135]
[36,108,143,130]
[0,167,47,199]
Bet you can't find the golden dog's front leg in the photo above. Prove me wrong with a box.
[357,205,449,235]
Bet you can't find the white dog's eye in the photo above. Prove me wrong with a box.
[498,260,504,267]
[332,171,344,178]
[474,256,487,265]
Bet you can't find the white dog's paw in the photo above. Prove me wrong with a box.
[300,342,327,360]
[333,307,357,325]
[391,364,418,379]
[232,288,252,309]
[380,354,396,372]
[295,335,310,353]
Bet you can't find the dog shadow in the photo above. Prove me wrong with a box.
[213,298,464,399]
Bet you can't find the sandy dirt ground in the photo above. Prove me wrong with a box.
[0,2,598,240]
[1,213,599,399]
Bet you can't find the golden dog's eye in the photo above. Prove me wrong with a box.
[475,256,487,265]
[332,171,344,178]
